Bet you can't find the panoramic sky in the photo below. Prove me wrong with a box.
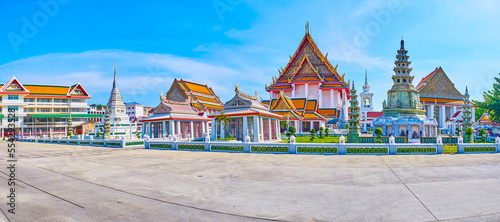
[1,0,499,109]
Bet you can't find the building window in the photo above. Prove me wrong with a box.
[40,108,50,112]
[8,95,19,100]
[37,98,51,103]
[24,98,34,102]
[7,106,18,111]
[54,108,61,112]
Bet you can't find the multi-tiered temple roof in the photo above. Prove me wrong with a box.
[266,25,349,91]
[166,79,224,112]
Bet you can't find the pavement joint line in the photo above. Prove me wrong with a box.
[23,161,288,222]
[380,157,439,221]
[0,207,11,222]
[439,211,500,221]
[0,170,84,209]
[0,174,26,189]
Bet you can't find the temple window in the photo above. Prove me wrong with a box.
[397,79,400,83]
[403,79,407,83]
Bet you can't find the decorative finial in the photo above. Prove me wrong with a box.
[113,59,117,89]
[364,70,368,86]
[305,21,309,34]
[400,37,404,49]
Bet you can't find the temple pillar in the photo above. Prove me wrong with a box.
[305,83,309,97]
[430,104,434,118]
[162,121,166,137]
[330,89,334,108]
[319,90,322,108]
[177,121,181,138]
[243,116,248,140]
[439,106,445,128]
[382,125,387,136]
[148,122,152,138]
[211,119,216,140]
[253,116,259,142]
[276,119,280,139]
[292,84,296,97]
[190,121,194,138]
[202,121,206,137]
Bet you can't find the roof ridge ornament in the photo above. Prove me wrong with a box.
[305,21,309,34]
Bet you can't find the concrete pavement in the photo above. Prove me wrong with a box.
[1,142,500,221]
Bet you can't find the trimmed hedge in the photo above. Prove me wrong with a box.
[149,143,173,149]
[396,147,436,154]
[464,146,496,153]
[346,147,388,154]
[210,145,244,152]
[250,146,289,153]
[107,142,122,147]
[93,142,105,146]
[178,144,204,150]
[297,146,338,154]
[80,141,90,145]
[125,141,144,147]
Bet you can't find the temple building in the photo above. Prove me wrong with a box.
[416,67,475,131]
[208,84,282,142]
[359,71,382,132]
[266,92,326,133]
[373,39,438,142]
[140,93,210,139]
[264,23,350,124]
[95,62,137,139]
[166,79,223,115]
[0,76,98,137]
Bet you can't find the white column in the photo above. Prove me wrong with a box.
[292,84,296,97]
[162,121,166,137]
[439,106,445,128]
[148,122,152,138]
[253,116,259,142]
[211,119,216,140]
[190,121,194,138]
[177,121,181,138]
[305,83,309,97]
[243,117,248,139]
[318,90,322,108]
[430,105,434,118]
[202,121,206,136]
[275,119,280,138]
[330,89,334,108]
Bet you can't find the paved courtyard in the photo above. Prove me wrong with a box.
[1,142,500,221]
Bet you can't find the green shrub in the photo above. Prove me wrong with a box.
[319,127,324,138]
[325,127,329,137]
[309,128,316,141]
[286,125,296,139]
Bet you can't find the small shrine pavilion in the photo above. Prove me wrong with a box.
[140,93,210,139]
[208,84,282,142]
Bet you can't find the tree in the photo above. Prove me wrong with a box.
[324,127,329,137]
[286,126,296,139]
[473,73,500,122]
[479,129,487,142]
[96,131,101,139]
[280,120,288,133]
[135,131,141,139]
[374,127,383,143]
[309,128,316,141]
[465,127,474,143]
[214,112,231,139]
[319,127,324,138]
[97,104,102,110]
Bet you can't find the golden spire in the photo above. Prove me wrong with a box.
[305,21,309,34]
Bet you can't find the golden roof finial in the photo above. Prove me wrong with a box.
[305,21,309,34]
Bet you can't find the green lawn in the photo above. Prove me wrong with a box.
[280,136,339,143]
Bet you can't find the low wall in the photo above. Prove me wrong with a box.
[144,140,494,155]
[20,138,144,148]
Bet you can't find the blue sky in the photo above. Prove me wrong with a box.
[1,0,499,110]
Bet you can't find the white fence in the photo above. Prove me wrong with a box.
[145,140,499,155]
[20,138,144,148]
